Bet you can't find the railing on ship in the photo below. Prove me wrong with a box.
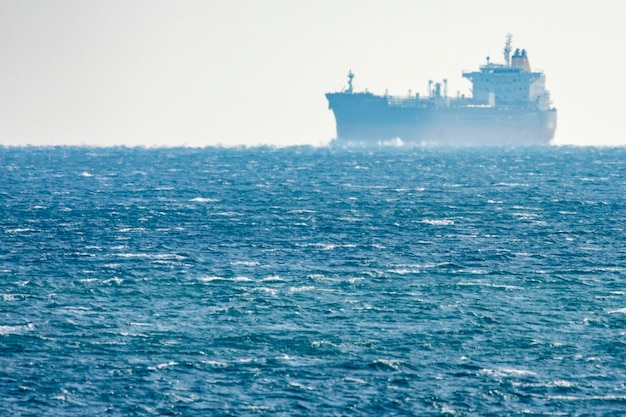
[385,95,431,108]
[385,95,474,108]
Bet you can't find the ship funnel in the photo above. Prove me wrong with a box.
[511,48,531,72]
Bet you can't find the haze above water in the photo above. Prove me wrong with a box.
[1,1,625,147]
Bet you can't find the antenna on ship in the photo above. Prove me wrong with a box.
[346,70,354,94]
[504,33,512,66]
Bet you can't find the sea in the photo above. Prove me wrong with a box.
[1,145,625,416]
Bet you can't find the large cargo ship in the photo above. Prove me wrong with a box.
[326,35,557,146]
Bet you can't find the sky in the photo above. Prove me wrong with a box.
[1,0,625,147]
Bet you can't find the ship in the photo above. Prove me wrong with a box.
[326,35,557,146]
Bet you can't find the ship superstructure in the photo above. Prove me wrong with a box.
[326,35,557,146]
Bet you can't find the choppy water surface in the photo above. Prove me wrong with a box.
[1,146,625,416]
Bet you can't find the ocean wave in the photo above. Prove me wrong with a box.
[0,323,35,335]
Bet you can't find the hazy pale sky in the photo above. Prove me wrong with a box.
[1,0,625,147]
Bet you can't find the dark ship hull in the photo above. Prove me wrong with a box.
[326,35,557,146]
[326,92,557,146]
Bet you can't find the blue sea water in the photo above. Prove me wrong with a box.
[1,145,625,416]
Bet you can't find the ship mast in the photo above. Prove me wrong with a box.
[346,70,354,94]
[503,33,512,66]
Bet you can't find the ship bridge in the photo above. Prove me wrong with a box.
[462,39,551,110]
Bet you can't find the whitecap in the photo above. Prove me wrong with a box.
[261,275,285,282]
[422,219,454,226]
[198,276,227,282]
[608,307,626,314]
[215,211,242,217]
[311,340,339,348]
[231,260,259,267]
[289,286,315,293]
[370,358,405,371]
[547,394,626,401]
[115,253,185,260]
[343,376,367,384]
[388,268,418,275]
[149,361,179,370]
[51,392,67,401]
[461,269,489,275]
[129,322,151,327]
[1,293,29,301]
[496,182,530,187]
[440,406,457,415]
[6,228,36,234]
[119,331,147,338]
[190,197,218,203]
[287,380,314,391]
[255,287,278,297]
[117,228,145,233]
[512,212,541,219]
[244,405,273,412]
[457,281,522,290]
[480,367,537,377]
[0,323,35,335]
[232,276,252,282]
[201,360,228,368]
[551,380,576,388]
[337,217,362,223]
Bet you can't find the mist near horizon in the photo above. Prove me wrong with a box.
[1,1,625,148]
